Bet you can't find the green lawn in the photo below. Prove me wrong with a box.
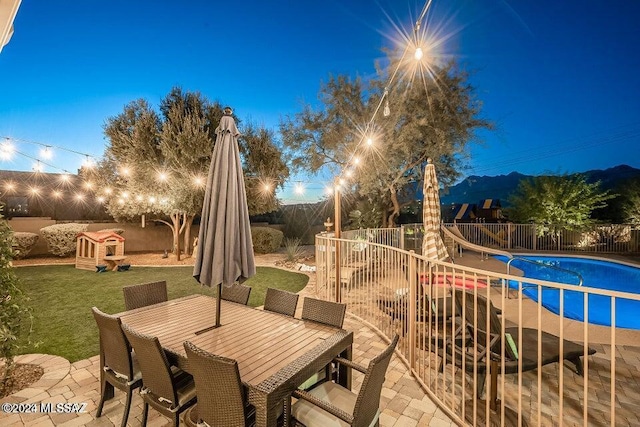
[14,265,309,363]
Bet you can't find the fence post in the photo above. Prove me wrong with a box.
[507,222,512,250]
[400,225,406,250]
[408,251,417,369]
[532,224,537,251]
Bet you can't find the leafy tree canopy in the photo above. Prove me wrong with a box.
[280,56,492,226]
[86,87,288,257]
[507,174,616,237]
[623,177,640,224]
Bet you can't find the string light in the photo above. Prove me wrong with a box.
[383,88,391,117]
[193,176,205,187]
[294,183,305,195]
[414,46,423,60]
[40,146,52,160]
[33,160,44,173]
[82,155,95,169]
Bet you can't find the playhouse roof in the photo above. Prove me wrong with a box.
[77,231,125,242]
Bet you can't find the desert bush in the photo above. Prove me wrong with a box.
[1,210,34,395]
[97,228,125,235]
[284,237,304,262]
[251,227,283,254]
[11,232,39,259]
[40,223,88,256]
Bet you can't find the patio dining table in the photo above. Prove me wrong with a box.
[110,294,353,427]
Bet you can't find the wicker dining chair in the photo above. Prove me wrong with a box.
[299,298,347,391]
[183,341,256,427]
[221,283,252,305]
[264,288,299,317]
[123,280,168,311]
[292,334,399,427]
[121,324,196,426]
[301,297,346,328]
[91,307,142,427]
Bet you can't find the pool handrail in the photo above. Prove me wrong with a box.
[507,256,584,286]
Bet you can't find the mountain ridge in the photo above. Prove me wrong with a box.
[441,164,640,207]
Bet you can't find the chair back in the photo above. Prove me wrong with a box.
[184,341,248,427]
[123,281,168,311]
[454,291,518,361]
[264,288,299,317]
[92,307,134,379]
[301,297,346,328]
[221,284,252,305]
[122,324,179,407]
[352,334,399,427]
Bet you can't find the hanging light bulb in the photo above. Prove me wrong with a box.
[383,87,390,117]
[40,146,52,159]
[414,47,423,61]
[366,137,373,146]
[33,160,44,173]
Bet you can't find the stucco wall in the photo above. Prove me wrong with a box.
[8,218,182,256]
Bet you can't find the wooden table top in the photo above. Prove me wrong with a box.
[118,294,351,386]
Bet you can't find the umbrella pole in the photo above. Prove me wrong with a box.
[216,283,222,327]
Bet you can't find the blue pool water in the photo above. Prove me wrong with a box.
[494,255,640,330]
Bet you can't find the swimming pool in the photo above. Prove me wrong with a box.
[494,255,640,330]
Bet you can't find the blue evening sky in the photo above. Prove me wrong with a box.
[1,1,639,203]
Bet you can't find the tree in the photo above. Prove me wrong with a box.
[0,208,33,394]
[623,177,640,224]
[507,175,616,241]
[280,58,491,226]
[90,88,288,259]
[240,122,290,216]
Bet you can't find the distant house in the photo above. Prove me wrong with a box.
[442,203,477,223]
[476,199,503,222]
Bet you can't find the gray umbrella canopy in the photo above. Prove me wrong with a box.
[194,109,256,323]
[422,158,449,261]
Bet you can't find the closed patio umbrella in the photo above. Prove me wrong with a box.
[193,107,256,327]
[421,158,448,261]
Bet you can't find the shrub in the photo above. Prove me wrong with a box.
[1,210,34,395]
[40,223,88,257]
[251,227,283,254]
[284,237,304,262]
[11,232,39,259]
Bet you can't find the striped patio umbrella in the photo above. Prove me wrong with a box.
[422,158,449,261]
[193,107,256,327]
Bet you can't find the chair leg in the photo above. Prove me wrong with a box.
[477,373,486,398]
[96,379,108,417]
[142,402,149,427]
[570,357,585,376]
[120,389,133,427]
[173,412,180,426]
